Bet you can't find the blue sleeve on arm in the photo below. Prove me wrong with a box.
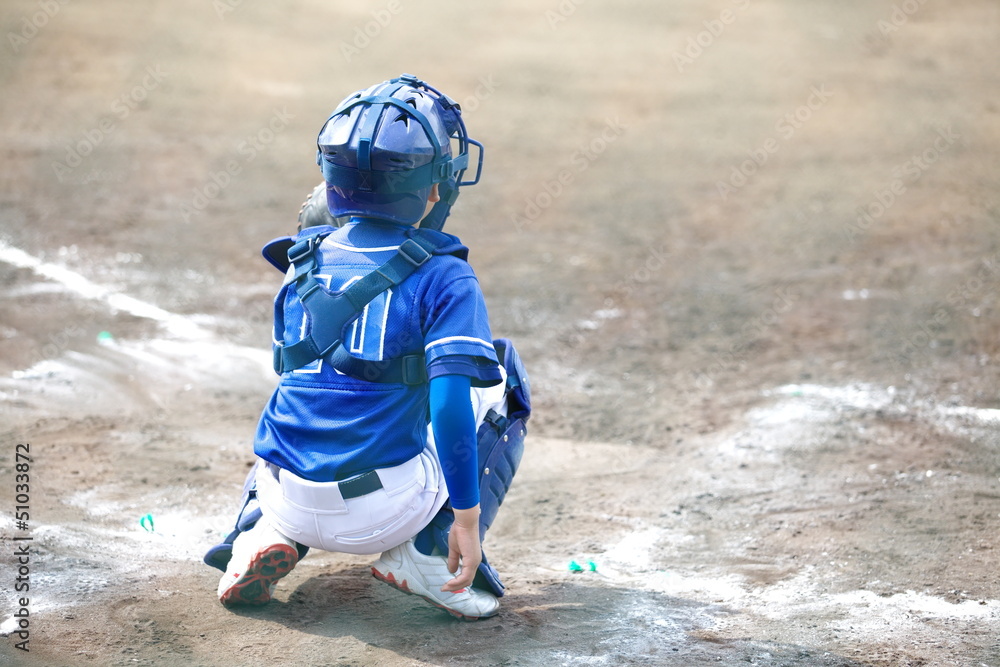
[429,374,479,510]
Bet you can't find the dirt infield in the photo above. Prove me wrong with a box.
[1,0,999,665]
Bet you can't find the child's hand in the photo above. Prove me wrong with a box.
[442,505,482,592]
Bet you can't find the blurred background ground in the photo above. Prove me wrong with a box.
[1,0,999,665]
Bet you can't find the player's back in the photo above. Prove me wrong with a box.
[254,218,492,483]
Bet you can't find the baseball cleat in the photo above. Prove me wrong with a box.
[217,520,298,607]
[371,539,500,620]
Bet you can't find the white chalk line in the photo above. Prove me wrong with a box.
[0,240,277,391]
[0,239,206,340]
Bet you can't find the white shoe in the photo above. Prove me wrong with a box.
[217,519,298,607]
[371,539,500,620]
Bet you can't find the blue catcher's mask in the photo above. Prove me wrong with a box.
[316,74,484,230]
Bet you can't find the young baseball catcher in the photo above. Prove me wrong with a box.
[203,74,530,621]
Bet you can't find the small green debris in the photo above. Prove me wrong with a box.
[587,560,598,572]
[139,513,155,533]
[568,560,584,573]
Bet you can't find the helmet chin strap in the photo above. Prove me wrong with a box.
[418,178,458,231]
[418,136,482,232]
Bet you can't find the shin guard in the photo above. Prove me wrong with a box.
[204,460,309,571]
[414,338,531,596]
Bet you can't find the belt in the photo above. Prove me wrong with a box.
[338,470,384,499]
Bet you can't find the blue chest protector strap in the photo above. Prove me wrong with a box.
[271,227,455,384]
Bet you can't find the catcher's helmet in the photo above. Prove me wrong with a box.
[316,74,483,229]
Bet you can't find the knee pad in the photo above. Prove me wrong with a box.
[479,337,530,536]
[494,337,531,421]
[477,409,527,538]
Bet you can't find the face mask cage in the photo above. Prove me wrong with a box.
[316,74,484,229]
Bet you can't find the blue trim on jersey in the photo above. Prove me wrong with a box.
[427,354,502,387]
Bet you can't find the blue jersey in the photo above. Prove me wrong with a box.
[254,219,502,483]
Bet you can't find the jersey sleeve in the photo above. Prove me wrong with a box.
[423,273,502,387]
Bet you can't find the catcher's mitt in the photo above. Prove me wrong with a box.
[297,182,347,232]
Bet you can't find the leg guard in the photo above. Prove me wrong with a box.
[204,459,309,572]
[414,338,531,597]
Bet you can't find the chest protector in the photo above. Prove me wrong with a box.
[262,224,469,383]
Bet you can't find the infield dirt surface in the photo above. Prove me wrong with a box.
[1,1,1000,665]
